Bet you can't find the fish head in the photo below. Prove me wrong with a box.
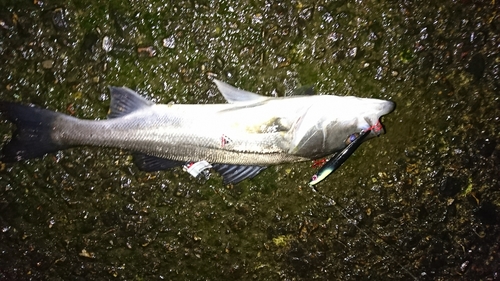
[288,95,395,159]
[352,97,395,137]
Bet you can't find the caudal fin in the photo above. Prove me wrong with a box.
[0,101,69,162]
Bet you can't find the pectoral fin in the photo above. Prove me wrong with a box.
[212,164,266,184]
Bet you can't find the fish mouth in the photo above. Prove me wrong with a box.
[363,117,385,136]
[363,100,396,137]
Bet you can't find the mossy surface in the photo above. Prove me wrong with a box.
[0,1,499,280]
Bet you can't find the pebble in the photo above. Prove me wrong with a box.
[42,59,54,69]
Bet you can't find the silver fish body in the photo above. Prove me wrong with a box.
[0,79,395,183]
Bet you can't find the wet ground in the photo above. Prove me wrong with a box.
[0,0,499,280]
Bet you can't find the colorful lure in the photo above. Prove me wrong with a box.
[309,129,372,186]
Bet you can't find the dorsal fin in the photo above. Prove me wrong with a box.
[212,79,268,104]
[108,87,154,119]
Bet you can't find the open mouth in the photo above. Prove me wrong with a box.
[364,100,395,137]
[363,118,385,136]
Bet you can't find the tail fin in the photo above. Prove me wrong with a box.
[0,101,70,162]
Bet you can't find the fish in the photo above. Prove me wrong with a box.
[0,79,395,184]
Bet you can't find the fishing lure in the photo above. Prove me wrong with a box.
[309,129,371,186]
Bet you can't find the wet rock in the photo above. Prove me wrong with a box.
[299,5,313,20]
[112,12,133,38]
[474,138,496,158]
[81,32,99,53]
[439,176,463,198]
[474,201,500,225]
[101,211,121,227]
[42,59,54,69]
[466,53,485,80]
[15,14,35,38]
[420,52,435,71]
[163,36,176,49]
[52,8,68,30]
[43,71,56,83]
[102,36,113,52]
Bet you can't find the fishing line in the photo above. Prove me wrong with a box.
[309,185,419,280]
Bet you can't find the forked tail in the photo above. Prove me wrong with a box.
[0,102,70,162]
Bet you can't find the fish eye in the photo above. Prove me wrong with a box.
[344,133,360,145]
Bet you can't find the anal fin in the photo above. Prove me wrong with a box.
[133,153,265,185]
[133,153,183,172]
[212,164,266,184]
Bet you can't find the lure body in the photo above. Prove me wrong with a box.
[309,129,372,186]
